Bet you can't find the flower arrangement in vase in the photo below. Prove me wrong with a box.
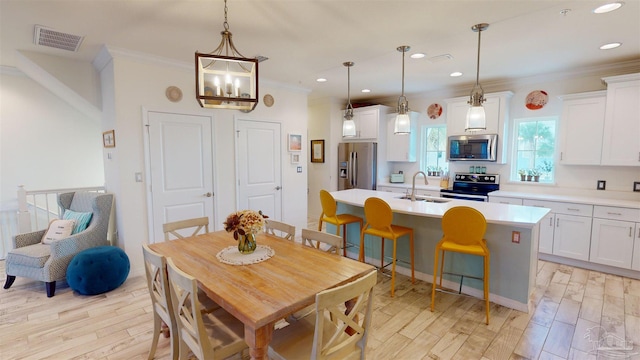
[224,210,268,254]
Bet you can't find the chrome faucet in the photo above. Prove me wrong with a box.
[411,171,429,201]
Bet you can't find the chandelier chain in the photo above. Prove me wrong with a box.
[475,27,481,86]
[223,0,229,31]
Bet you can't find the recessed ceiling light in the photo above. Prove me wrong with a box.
[600,42,622,49]
[316,78,327,82]
[450,72,463,77]
[593,2,624,13]
[361,89,371,93]
[411,53,426,59]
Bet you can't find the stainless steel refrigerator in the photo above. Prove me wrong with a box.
[338,142,377,190]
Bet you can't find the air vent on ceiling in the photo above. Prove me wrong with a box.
[33,25,84,52]
[428,54,453,63]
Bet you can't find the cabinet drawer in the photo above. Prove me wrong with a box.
[377,186,407,194]
[489,196,523,205]
[523,199,593,216]
[593,206,640,222]
[416,189,441,198]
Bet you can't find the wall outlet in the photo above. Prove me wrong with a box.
[634,182,640,192]
[512,231,520,244]
[597,180,606,190]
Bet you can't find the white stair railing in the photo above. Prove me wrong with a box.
[1,185,106,259]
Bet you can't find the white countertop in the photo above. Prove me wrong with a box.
[490,190,640,209]
[331,189,550,228]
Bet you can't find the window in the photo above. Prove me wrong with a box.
[512,116,557,183]
[421,125,448,175]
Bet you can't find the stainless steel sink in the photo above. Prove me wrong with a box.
[396,195,450,203]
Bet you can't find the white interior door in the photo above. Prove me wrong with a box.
[236,119,282,220]
[148,111,214,242]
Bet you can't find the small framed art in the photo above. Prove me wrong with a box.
[311,139,325,163]
[103,130,115,148]
[288,133,302,151]
[291,153,300,164]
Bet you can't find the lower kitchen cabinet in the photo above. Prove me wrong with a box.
[538,212,555,255]
[590,218,635,268]
[552,214,592,261]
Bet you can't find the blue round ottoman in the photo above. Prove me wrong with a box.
[67,246,130,295]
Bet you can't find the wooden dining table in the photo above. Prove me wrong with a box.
[148,230,375,360]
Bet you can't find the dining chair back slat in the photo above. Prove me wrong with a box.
[265,219,295,241]
[163,217,209,241]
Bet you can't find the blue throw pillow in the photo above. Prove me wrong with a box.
[63,209,93,234]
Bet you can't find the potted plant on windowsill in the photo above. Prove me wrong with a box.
[518,169,526,181]
[530,168,541,182]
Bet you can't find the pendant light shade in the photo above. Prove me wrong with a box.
[465,23,489,132]
[395,46,411,134]
[342,61,356,137]
[195,0,259,112]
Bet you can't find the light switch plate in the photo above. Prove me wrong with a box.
[597,180,606,190]
[634,181,640,192]
[296,166,302,173]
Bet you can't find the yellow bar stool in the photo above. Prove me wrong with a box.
[318,189,363,256]
[359,197,415,297]
[431,206,490,324]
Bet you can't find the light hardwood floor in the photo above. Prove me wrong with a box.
[2,245,639,359]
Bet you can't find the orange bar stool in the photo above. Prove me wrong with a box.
[431,206,490,324]
[318,190,363,256]
[359,197,414,297]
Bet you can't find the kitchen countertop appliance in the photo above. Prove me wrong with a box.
[440,173,500,202]
[338,142,377,190]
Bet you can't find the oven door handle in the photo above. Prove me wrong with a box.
[440,192,488,201]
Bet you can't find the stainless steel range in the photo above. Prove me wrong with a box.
[440,173,500,202]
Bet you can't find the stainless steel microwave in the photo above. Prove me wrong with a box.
[447,134,498,161]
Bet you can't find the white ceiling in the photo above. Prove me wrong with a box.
[1,0,639,102]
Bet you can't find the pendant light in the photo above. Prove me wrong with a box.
[195,0,259,112]
[395,46,411,135]
[342,62,356,137]
[466,23,489,131]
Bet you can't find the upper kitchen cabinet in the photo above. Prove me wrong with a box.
[341,105,391,141]
[601,73,640,166]
[445,91,513,163]
[558,91,606,165]
[386,111,418,162]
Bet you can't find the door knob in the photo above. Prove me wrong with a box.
[204,192,213,197]
[275,186,282,190]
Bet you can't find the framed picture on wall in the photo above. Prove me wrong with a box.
[288,133,302,151]
[291,153,300,164]
[311,139,324,163]
[103,130,115,148]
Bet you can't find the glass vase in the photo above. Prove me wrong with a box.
[238,233,257,254]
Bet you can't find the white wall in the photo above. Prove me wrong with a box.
[97,48,309,274]
[342,67,640,199]
[0,68,104,203]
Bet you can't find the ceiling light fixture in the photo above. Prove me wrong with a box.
[316,78,327,82]
[195,0,258,112]
[411,53,426,59]
[395,45,411,135]
[342,62,356,137]
[600,42,622,50]
[466,23,489,132]
[450,72,463,77]
[594,2,624,13]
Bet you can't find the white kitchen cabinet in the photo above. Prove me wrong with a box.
[523,199,593,261]
[538,212,555,254]
[590,206,640,269]
[376,185,407,194]
[601,74,640,166]
[416,189,441,197]
[387,112,418,162]
[488,196,523,205]
[341,105,391,141]
[445,91,513,163]
[633,225,640,271]
[558,91,606,165]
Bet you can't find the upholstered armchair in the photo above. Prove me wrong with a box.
[3,191,114,297]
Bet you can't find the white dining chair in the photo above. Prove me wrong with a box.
[163,217,209,241]
[166,258,248,360]
[268,270,377,360]
[301,228,342,255]
[265,219,295,241]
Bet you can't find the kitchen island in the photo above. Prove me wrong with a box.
[331,189,550,312]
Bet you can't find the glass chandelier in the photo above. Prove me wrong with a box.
[195,0,258,111]
[342,62,356,137]
[466,23,489,131]
[395,46,411,134]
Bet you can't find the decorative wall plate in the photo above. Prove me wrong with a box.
[525,90,548,110]
[165,86,183,102]
[264,94,274,107]
[427,103,443,119]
